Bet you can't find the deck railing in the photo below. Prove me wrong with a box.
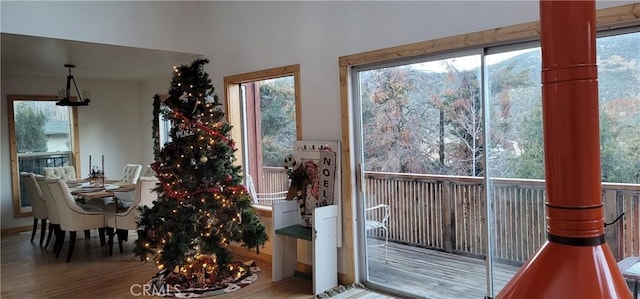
[261,168,639,264]
[18,151,73,175]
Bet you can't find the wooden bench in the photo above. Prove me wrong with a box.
[272,200,338,295]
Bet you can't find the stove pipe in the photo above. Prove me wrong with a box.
[495,1,631,298]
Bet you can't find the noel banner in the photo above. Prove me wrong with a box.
[318,149,337,206]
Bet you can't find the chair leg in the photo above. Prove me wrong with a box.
[39,219,47,247]
[52,225,62,254]
[98,228,106,247]
[55,229,66,258]
[137,230,145,261]
[66,231,77,263]
[383,226,389,263]
[117,229,127,253]
[107,228,115,256]
[45,223,55,249]
[31,218,38,243]
[84,230,91,240]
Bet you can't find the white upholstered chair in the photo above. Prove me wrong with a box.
[36,176,60,251]
[43,166,77,181]
[120,164,142,184]
[141,165,157,177]
[21,173,48,246]
[47,179,106,262]
[365,204,390,262]
[87,164,143,210]
[106,177,158,255]
[246,175,287,206]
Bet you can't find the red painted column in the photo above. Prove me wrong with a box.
[496,1,630,298]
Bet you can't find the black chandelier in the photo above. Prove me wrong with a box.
[56,64,91,106]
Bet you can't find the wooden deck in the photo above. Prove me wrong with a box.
[366,240,519,299]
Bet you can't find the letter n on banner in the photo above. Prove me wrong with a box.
[319,149,337,206]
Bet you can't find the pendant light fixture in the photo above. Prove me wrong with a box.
[56,64,91,106]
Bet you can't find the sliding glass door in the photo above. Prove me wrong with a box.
[354,51,488,299]
[354,29,639,299]
[484,44,544,296]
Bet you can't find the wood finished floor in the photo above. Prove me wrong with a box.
[1,231,313,299]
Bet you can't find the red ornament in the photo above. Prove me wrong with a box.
[147,228,156,240]
[225,174,232,182]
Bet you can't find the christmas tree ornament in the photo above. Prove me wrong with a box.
[146,227,156,241]
[200,155,208,163]
[179,91,189,103]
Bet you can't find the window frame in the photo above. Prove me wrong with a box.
[224,64,302,208]
[7,95,80,218]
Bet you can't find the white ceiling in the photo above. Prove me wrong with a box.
[1,33,202,81]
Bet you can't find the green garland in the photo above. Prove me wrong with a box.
[152,94,161,161]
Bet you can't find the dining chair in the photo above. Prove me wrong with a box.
[94,164,143,210]
[47,179,106,262]
[141,164,157,177]
[42,166,77,181]
[106,177,159,255]
[21,173,48,246]
[365,204,390,262]
[35,176,61,252]
[120,164,142,184]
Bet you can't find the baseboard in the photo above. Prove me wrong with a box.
[1,225,32,236]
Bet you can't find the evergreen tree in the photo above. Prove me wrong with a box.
[259,78,296,167]
[15,104,47,153]
[134,58,267,290]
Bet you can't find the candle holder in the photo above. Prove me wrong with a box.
[89,165,105,187]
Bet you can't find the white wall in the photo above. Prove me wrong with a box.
[1,1,205,54]
[0,74,150,228]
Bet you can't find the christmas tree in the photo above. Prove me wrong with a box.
[134,58,267,292]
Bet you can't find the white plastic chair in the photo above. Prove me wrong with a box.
[246,175,287,206]
[21,173,48,246]
[106,177,158,255]
[365,204,390,262]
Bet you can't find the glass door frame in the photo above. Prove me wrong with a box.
[351,48,492,299]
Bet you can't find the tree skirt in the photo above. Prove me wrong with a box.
[148,260,260,298]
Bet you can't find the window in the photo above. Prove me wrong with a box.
[224,65,301,206]
[8,95,80,217]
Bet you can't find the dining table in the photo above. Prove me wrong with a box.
[68,179,136,201]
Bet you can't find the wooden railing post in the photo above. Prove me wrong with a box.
[603,189,621,260]
[442,181,455,253]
